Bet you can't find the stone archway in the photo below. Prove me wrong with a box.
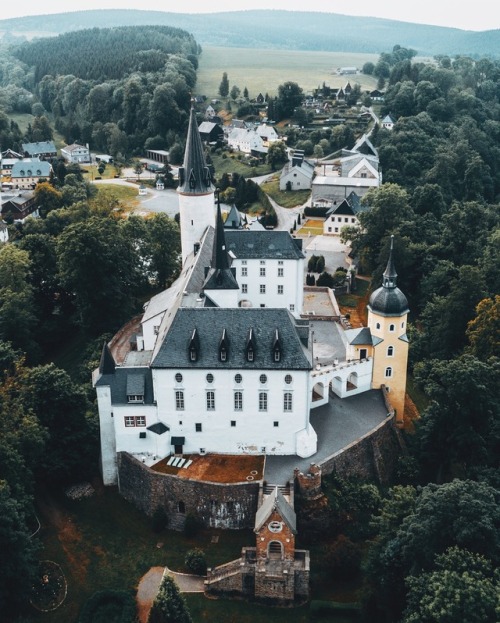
[312,382,325,402]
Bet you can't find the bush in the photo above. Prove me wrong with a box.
[79,590,137,623]
[185,548,207,575]
[308,254,318,272]
[317,271,335,287]
[316,255,325,273]
[324,535,362,580]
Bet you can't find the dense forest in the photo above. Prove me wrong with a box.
[0,30,499,622]
[1,10,500,57]
[0,25,200,157]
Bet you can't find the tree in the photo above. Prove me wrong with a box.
[57,217,141,334]
[218,72,229,98]
[243,86,249,99]
[362,62,375,75]
[276,81,303,119]
[230,85,240,101]
[403,547,500,623]
[134,161,144,182]
[148,575,192,623]
[466,296,500,361]
[34,181,63,217]
[266,141,288,170]
[184,549,207,575]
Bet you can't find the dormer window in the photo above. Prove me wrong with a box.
[188,169,196,189]
[246,328,256,362]
[219,329,229,362]
[203,166,211,187]
[272,329,282,363]
[247,348,254,362]
[188,328,199,362]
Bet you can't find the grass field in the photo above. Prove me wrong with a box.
[196,46,378,98]
[260,177,310,208]
[211,151,273,177]
[88,184,140,214]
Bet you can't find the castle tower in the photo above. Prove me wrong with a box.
[367,236,409,425]
[177,108,215,264]
[202,197,239,308]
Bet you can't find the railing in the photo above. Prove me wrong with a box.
[311,357,372,377]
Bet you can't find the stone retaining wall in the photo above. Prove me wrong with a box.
[117,453,260,529]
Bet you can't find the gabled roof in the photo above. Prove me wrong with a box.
[99,343,116,375]
[95,367,155,404]
[11,159,51,178]
[198,121,222,135]
[224,204,243,229]
[382,114,395,124]
[147,422,169,435]
[346,158,379,180]
[21,141,56,155]
[203,201,239,292]
[151,308,311,370]
[61,143,89,153]
[177,109,215,195]
[352,134,378,157]
[225,230,304,260]
[254,487,296,533]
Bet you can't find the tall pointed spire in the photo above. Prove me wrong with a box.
[382,235,397,289]
[212,195,230,270]
[178,108,215,195]
[203,194,239,292]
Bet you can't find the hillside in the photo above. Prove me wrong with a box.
[0,9,499,57]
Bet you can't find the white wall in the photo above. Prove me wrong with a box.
[178,191,215,265]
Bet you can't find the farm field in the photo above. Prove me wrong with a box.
[196,46,378,98]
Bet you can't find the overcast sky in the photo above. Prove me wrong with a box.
[1,0,499,32]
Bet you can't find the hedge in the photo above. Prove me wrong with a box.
[79,590,137,623]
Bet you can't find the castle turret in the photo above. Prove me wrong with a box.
[177,108,215,264]
[367,236,409,425]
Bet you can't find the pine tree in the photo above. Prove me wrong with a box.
[148,575,192,623]
[219,72,229,98]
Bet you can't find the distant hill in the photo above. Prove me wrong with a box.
[0,9,499,57]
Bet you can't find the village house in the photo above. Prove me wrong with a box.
[1,190,39,221]
[10,159,52,190]
[382,114,396,130]
[60,143,90,163]
[279,150,315,191]
[21,141,57,159]
[323,191,368,235]
[198,121,224,143]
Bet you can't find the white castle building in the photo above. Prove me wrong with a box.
[94,110,409,486]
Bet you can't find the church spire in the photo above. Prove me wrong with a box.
[212,193,230,271]
[382,235,397,289]
[178,108,214,195]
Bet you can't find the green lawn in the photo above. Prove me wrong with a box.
[211,151,273,178]
[298,225,324,235]
[81,163,121,181]
[196,46,378,98]
[89,184,140,214]
[261,177,310,208]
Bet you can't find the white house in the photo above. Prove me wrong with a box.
[227,128,265,154]
[280,150,315,191]
[323,192,368,235]
[60,143,90,163]
[382,114,396,131]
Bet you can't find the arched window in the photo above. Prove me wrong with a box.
[283,392,293,412]
[234,391,243,411]
[389,324,395,332]
[385,367,392,378]
[376,322,381,330]
[387,346,394,357]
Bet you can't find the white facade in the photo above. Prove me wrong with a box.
[231,257,304,314]
[178,191,216,264]
[61,143,90,163]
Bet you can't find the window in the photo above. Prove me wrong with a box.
[127,394,144,403]
[235,374,242,384]
[285,374,293,384]
[385,367,393,378]
[242,284,248,293]
[260,374,267,384]
[259,392,268,411]
[345,218,348,222]
[278,267,284,277]
[234,391,243,411]
[260,260,265,265]
[175,390,185,410]
[289,304,295,312]
[242,260,247,265]
[190,349,197,361]
[274,421,279,427]
[328,227,332,232]
[220,349,227,362]
[389,324,395,332]
[154,325,160,335]
[376,322,381,330]
[175,373,183,383]
[242,267,248,277]
[231,420,236,427]
[274,350,281,362]
[351,218,356,223]
[278,285,284,295]
[206,373,214,383]
[260,267,266,277]
[387,346,394,357]
[335,227,339,233]
[338,217,342,222]
[260,284,266,294]
[278,260,283,265]
[124,416,146,427]
[401,321,405,329]
[195,423,202,432]
[284,392,293,411]
[206,391,215,410]
[247,349,254,362]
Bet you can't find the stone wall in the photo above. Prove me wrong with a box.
[294,464,322,500]
[117,453,260,529]
[319,414,406,485]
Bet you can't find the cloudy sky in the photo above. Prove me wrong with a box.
[1,0,499,32]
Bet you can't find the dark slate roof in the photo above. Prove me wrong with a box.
[95,367,155,405]
[21,141,56,155]
[254,487,297,533]
[126,373,145,396]
[203,201,239,291]
[171,436,185,445]
[177,109,215,195]
[224,204,243,229]
[225,230,304,260]
[348,327,373,345]
[151,308,311,370]
[147,422,169,435]
[99,343,116,375]
[368,238,409,317]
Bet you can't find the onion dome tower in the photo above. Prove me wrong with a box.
[367,236,409,425]
[177,108,215,265]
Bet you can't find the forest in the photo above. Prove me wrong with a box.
[0,31,499,622]
[0,25,200,157]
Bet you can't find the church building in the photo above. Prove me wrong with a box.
[93,109,409,487]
